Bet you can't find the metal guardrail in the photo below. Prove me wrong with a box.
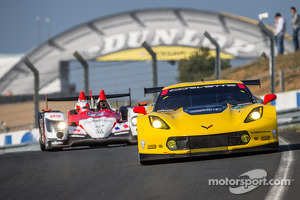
[0,123,33,133]
[1,107,298,133]
[0,142,39,155]
[277,107,300,127]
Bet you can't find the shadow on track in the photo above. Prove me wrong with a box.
[46,143,137,152]
[141,149,280,166]
[280,143,300,152]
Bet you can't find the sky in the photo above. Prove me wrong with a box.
[1,0,300,100]
[1,0,300,54]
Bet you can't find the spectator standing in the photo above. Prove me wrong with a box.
[291,7,299,51]
[274,13,286,55]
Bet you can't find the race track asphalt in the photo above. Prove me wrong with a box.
[0,129,299,200]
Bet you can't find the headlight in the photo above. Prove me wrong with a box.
[131,117,137,126]
[149,116,170,129]
[167,139,177,150]
[56,131,64,139]
[241,134,251,144]
[244,107,263,123]
[57,122,67,130]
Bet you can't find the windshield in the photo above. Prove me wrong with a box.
[155,83,253,112]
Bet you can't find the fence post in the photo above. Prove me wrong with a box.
[142,41,158,100]
[279,70,285,92]
[23,58,39,128]
[73,51,89,95]
[204,31,221,80]
[258,21,276,94]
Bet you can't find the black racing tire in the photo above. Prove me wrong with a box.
[138,153,153,165]
[38,114,46,151]
[40,141,46,151]
[128,136,138,145]
[140,160,151,165]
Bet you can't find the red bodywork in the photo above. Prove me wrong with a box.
[68,109,121,126]
[68,90,121,126]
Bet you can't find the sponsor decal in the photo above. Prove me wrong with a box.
[190,108,223,113]
[159,145,163,148]
[113,123,130,133]
[237,83,246,89]
[123,124,129,128]
[261,136,270,141]
[161,89,169,96]
[94,28,255,61]
[272,129,277,139]
[81,117,115,125]
[86,112,105,117]
[49,114,63,119]
[184,105,227,115]
[208,169,293,194]
[140,140,146,151]
[51,141,63,145]
[201,125,213,129]
[80,117,116,137]
[114,131,128,136]
[170,84,236,92]
[70,135,86,138]
[70,126,86,135]
[148,144,157,149]
[254,137,259,140]
[251,130,270,134]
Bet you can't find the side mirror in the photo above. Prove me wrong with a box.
[263,94,277,105]
[133,106,147,115]
[138,102,148,106]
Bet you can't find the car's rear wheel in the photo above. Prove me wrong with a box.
[128,136,138,145]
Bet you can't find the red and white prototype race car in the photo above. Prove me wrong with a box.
[38,90,137,151]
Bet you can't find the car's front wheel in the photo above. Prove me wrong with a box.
[39,140,46,151]
[138,153,153,165]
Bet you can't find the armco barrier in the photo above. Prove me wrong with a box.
[277,107,300,128]
[0,90,299,149]
[0,129,39,147]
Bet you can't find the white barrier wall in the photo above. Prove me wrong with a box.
[270,90,300,111]
[0,90,299,147]
[0,129,39,147]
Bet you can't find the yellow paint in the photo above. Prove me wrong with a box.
[137,80,278,158]
[96,46,234,61]
[191,146,228,153]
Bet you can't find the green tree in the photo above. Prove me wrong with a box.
[177,47,231,82]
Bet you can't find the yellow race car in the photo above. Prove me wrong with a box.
[133,80,278,164]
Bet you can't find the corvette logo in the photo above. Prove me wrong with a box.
[201,125,213,129]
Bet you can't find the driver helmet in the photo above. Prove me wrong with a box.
[76,91,90,112]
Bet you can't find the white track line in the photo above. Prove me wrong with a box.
[265,137,295,200]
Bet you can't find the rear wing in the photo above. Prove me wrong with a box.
[144,87,164,97]
[46,88,132,107]
[241,79,261,87]
[143,80,260,96]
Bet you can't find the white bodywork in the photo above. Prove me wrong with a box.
[128,108,138,137]
[41,112,68,145]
